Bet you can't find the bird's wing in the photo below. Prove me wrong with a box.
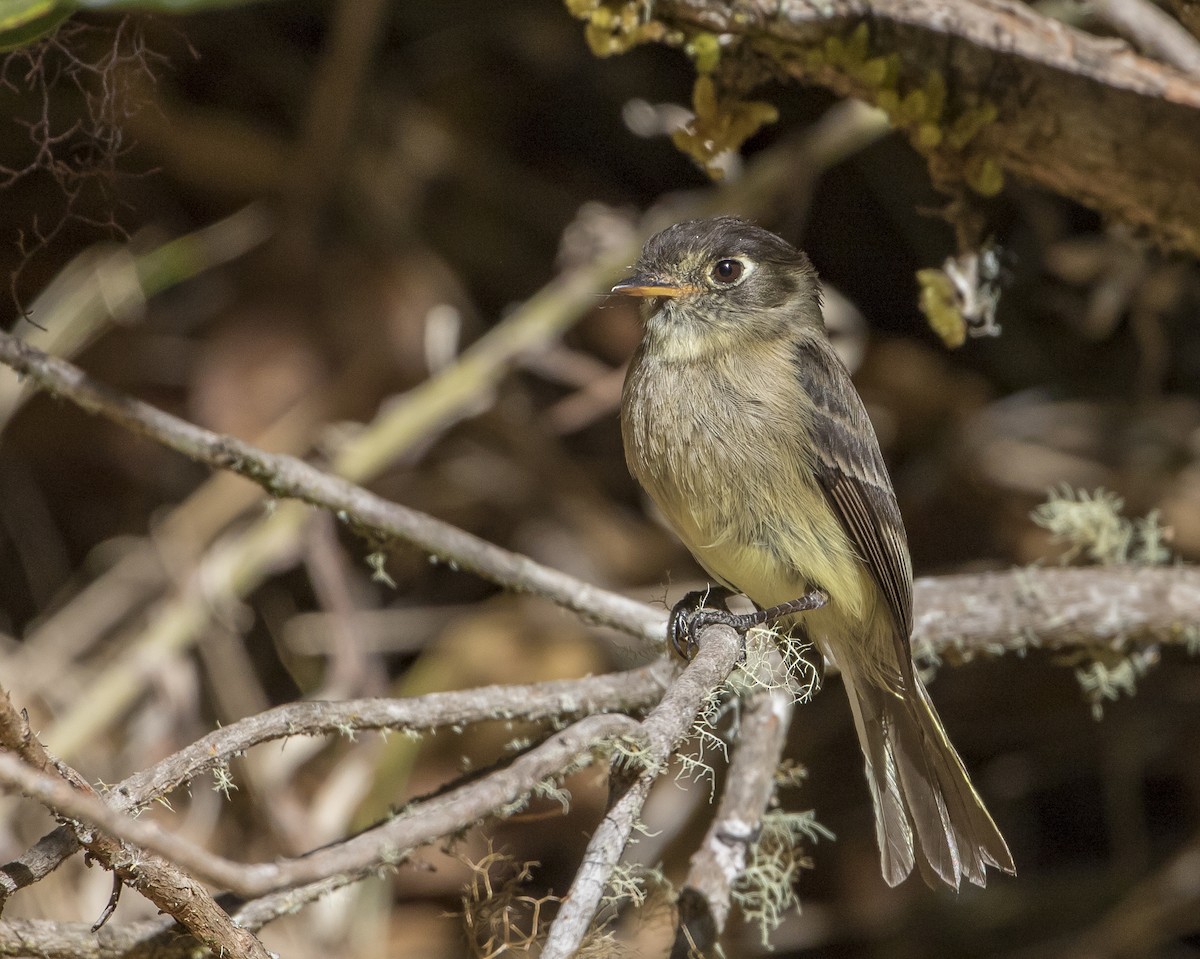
[792,337,914,644]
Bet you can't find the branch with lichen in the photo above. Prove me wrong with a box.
[672,683,796,952]
[567,0,1200,256]
[5,276,1200,955]
[0,665,671,903]
[541,625,745,959]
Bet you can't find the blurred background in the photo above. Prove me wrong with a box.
[1,1,1200,956]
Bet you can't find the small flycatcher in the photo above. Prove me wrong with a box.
[614,216,1014,889]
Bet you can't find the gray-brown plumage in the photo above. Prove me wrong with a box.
[614,216,1014,889]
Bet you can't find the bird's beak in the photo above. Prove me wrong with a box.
[611,273,698,298]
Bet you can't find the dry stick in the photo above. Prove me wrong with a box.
[0,663,668,902]
[0,917,174,959]
[113,664,670,812]
[0,712,641,899]
[0,689,271,959]
[0,328,664,642]
[540,625,744,959]
[910,565,1200,657]
[0,875,392,958]
[672,686,794,955]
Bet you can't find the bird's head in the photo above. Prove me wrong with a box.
[612,216,823,360]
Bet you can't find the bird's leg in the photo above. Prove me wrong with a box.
[669,587,829,660]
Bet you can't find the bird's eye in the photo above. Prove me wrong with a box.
[711,259,745,285]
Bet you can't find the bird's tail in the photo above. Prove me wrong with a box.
[841,664,1015,889]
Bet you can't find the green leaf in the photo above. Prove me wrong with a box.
[0,1,70,51]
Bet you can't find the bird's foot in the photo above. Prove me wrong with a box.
[668,587,828,660]
[668,587,733,660]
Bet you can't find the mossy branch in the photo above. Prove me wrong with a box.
[570,0,1200,254]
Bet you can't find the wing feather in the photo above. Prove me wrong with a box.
[792,338,914,644]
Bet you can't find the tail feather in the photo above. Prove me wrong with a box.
[842,671,914,885]
[842,666,1014,889]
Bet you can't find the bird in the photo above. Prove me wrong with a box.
[612,215,1014,889]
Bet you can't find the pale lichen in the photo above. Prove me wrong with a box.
[732,809,833,946]
[1032,486,1171,567]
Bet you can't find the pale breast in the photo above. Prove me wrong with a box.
[621,341,869,617]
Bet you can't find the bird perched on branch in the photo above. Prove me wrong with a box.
[613,216,1014,889]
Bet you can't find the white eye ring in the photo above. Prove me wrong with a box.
[709,257,753,288]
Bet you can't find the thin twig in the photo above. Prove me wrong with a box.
[541,625,743,959]
[0,329,666,642]
[673,685,793,954]
[1,664,670,899]
[0,687,271,959]
[0,712,642,900]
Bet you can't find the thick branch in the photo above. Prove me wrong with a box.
[648,0,1200,253]
[911,565,1200,660]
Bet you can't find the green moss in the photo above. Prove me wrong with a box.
[775,22,1003,199]
[687,31,721,73]
[915,122,943,149]
[916,268,967,348]
[671,74,779,180]
[947,101,999,150]
[965,154,1005,197]
[845,21,870,63]
[853,55,890,87]
[569,0,667,57]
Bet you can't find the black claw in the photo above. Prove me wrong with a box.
[667,587,733,660]
[665,587,829,660]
